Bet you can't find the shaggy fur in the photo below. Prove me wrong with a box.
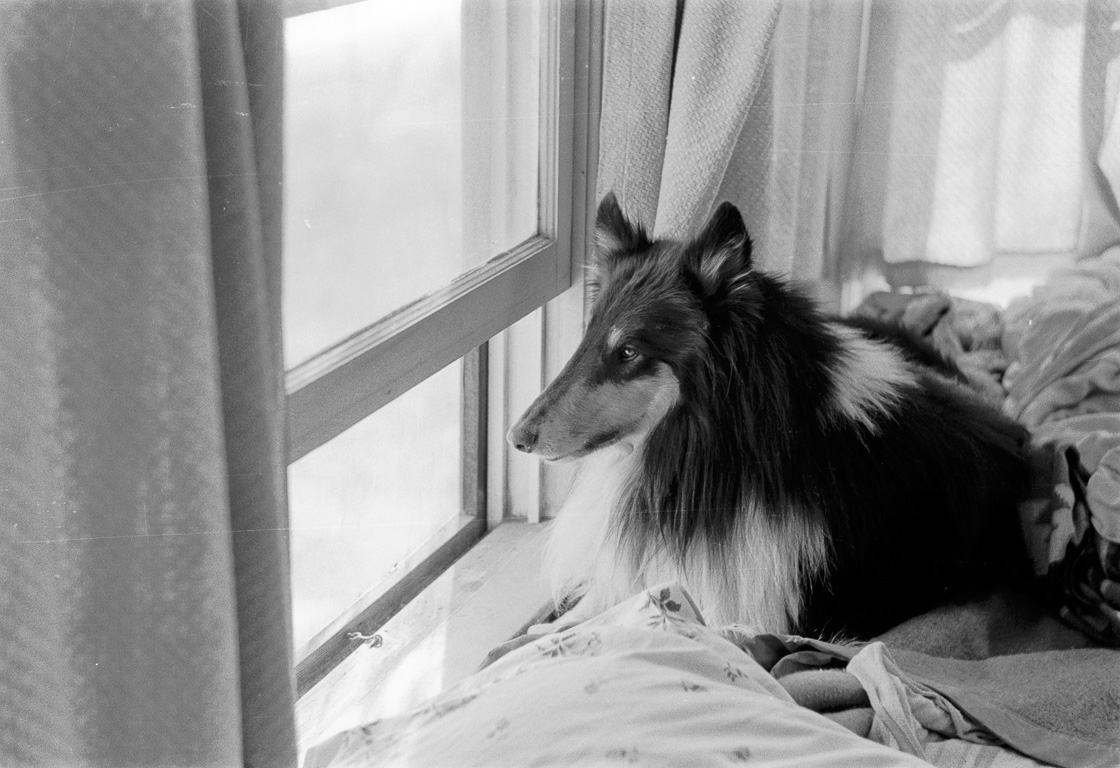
[509,193,1032,639]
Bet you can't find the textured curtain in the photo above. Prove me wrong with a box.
[597,0,1120,307]
[596,0,780,240]
[843,0,1120,286]
[0,1,296,766]
[595,0,865,304]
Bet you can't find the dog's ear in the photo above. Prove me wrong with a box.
[589,193,652,302]
[683,202,753,297]
[594,192,651,261]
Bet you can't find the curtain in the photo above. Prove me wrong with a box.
[596,0,781,242]
[843,0,1120,290]
[597,0,1120,309]
[596,0,867,305]
[0,1,296,766]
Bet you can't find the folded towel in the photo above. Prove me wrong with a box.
[775,669,873,737]
[888,646,1120,768]
[741,632,1120,768]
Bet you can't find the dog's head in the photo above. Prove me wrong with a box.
[508,192,757,460]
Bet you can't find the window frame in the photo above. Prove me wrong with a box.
[285,0,575,465]
[283,0,601,696]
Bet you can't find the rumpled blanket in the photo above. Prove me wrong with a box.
[304,584,932,768]
[1001,246,1120,646]
[739,627,1120,768]
[853,290,1009,407]
[304,583,1119,768]
[855,249,1120,647]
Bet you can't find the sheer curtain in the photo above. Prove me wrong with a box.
[0,1,295,766]
[597,0,1120,310]
[843,0,1120,295]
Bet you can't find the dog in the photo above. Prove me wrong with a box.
[507,193,1032,640]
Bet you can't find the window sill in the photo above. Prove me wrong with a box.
[295,520,552,755]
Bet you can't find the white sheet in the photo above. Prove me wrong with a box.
[303,584,932,768]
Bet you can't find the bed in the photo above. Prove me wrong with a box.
[303,250,1120,768]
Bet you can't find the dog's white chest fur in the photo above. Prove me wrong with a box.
[544,441,829,632]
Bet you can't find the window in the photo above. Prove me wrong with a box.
[288,359,465,656]
[282,0,600,695]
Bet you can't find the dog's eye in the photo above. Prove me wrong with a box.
[617,345,639,362]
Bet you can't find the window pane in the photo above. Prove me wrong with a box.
[289,360,463,657]
[282,0,541,367]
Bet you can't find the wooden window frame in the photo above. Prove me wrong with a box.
[284,0,602,696]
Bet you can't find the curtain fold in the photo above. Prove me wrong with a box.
[595,0,681,230]
[596,0,782,241]
[841,0,1120,292]
[719,0,866,290]
[0,1,295,765]
[195,2,295,765]
[654,0,780,240]
[597,0,1120,304]
[848,0,1089,272]
[1080,0,1120,260]
[595,0,862,302]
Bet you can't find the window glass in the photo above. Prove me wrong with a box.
[282,0,541,367]
[289,360,463,657]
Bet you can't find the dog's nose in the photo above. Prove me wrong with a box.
[507,424,537,453]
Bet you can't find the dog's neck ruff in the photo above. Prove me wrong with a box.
[544,438,829,632]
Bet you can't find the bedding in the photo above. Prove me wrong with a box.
[304,582,1117,768]
[304,251,1120,768]
[737,623,1120,768]
[860,249,1120,648]
[304,584,934,768]
[999,246,1120,646]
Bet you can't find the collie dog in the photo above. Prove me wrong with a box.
[508,193,1032,639]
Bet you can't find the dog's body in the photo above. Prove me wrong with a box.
[509,194,1032,639]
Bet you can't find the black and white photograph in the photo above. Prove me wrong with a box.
[2,0,1119,766]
